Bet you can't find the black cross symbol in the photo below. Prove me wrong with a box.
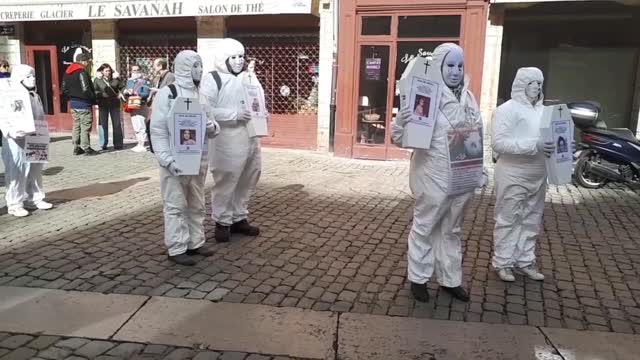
[424,58,431,75]
[184,98,192,111]
[558,106,563,118]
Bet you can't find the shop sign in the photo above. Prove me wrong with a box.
[60,45,92,65]
[0,0,312,22]
[0,25,15,36]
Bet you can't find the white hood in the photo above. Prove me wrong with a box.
[174,50,202,90]
[214,38,245,75]
[511,67,544,106]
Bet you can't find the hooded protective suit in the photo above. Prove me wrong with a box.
[151,50,219,257]
[1,65,51,216]
[491,67,547,271]
[200,38,261,228]
[391,43,483,290]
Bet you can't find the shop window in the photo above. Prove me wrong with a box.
[393,41,458,111]
[398,16,461,38]
[357,45,390,145]
[362,16,392,36]
[237,34,320,115]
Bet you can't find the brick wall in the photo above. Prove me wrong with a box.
[260,114,318,150]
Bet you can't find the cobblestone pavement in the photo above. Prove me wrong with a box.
[0,332,301,360]
[1,136,640,334]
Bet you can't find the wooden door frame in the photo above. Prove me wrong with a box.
[351,11,464,160]
[25,45,62,116]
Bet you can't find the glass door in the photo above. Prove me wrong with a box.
[352,44,393,159]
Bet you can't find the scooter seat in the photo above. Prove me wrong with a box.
[590,128,640,145]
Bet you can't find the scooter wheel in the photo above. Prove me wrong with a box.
[574,156,608,189]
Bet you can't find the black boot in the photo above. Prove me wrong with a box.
[411,282,430,303]
[441,286,470,302]
[215,223,231,243]
[168,253,197,266]
[73,147,85,155]
[84,147,99,156]
[231,219,260,236]
[186,247,215,257]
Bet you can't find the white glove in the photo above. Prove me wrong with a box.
[537,140,556,158]
[112,71,120,79]
[206,120,220,139]
[95,71,103,79]
[167,162,182,176]
[395,108,412,127]
[237,110,252,122]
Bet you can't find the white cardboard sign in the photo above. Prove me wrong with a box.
[540,104,574,185]
[169,96,206,176]
[0,79,36,135]
[397,56,441,149]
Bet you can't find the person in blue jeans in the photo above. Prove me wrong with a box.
[124,65,151,152]
[94,63,124,150]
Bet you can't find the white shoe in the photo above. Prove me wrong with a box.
[8,207,30,217]
[516,265,545,281]
[131,145,147,153]
[497,268,515,282]
[36,201,53,210]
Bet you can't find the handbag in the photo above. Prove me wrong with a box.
[123,80,143,113]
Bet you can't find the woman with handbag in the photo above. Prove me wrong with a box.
[124,65,151,153]
[94,63,124,151]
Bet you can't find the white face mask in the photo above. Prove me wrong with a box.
[131,72,142,80]
[441,49,464,88]
[227,54,245,75]
[525,81,541,101]
[22,74,36,90]
[191,60,203,86]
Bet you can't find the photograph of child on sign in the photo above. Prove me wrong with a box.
[11,99,24,113]
[448,128,483,162]
[557,136,568,154]
[413,95,430,118]
[180,129,197,146]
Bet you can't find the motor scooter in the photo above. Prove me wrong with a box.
[569,101,640,188]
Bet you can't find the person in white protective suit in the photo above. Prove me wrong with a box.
[1,65,53,217]
[200,38,262,243]
[392,43,485,303]
[491,67,555,282]
[150,50,220,266]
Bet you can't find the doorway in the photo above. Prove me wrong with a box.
[351,13,463,160]
[25,45,68,131]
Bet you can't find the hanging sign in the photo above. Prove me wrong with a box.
[365,58,382,81]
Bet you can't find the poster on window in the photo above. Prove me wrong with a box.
[25,120,50,163]
[365,58,382,81]
[243,83,268,138]
[541,104,574,185]
[169,96,206,176]
[0,80,36,135]
[447,127,484,195]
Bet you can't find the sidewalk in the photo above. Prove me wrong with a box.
[1,286,639,360]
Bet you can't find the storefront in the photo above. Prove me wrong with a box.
[483,0,640,136]
[0,0,320,148]
[334,0,489,160]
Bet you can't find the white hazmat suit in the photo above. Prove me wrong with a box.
[491,67,549,281]
[391,43,483,302]
[200,38,261,243]
[1,65,53,217]
[151,50,220,266]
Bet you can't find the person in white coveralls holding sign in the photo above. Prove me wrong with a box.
[200,38,263,244]
[391,43,485,303]
[151,50,220,266]
[491,67,554,282]
[0,64,53,217]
